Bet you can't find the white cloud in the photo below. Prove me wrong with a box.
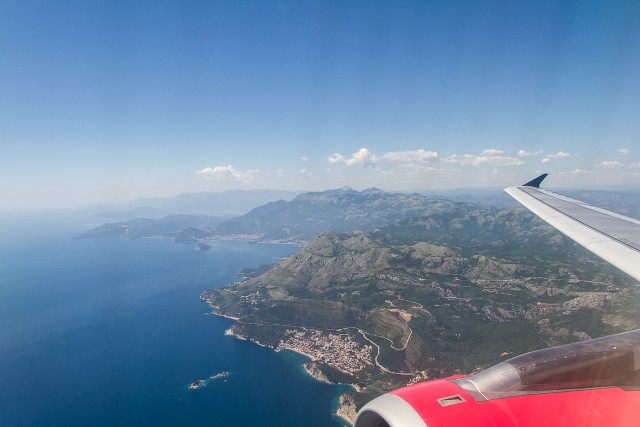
[517,149,542,157]
[596,160,622,169]
[328,147,529,172]
[274,169,284,177]
[619,148,631,157]
[541,151,571,163]
[300,155,309,161]
[327,153,344,164]
[195,165,258,183]
[382,149,438,163]
[630,163,640,169]
[480,148,504,156]
[443,153,524,166]
[328,147,379,167]
[571,168,591,174]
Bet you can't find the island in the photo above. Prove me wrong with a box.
[189,379,205,390]
[195,242,211,252]
[188,371,231,391]
[210,371,230,380]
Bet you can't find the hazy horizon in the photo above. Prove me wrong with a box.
[5,180,640,215]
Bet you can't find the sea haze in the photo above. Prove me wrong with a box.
[0,217,346,427]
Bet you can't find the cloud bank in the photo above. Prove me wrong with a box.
[383,149,439,163]
[196,165,258,183]
[328,147,529,168]
[328,147,379,167]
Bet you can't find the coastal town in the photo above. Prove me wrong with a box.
[276,329,373,374]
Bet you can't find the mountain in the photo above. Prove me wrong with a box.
[76,214,226,240]
[202,196,640,415]
[80,187,640,247]
[77,189,299,241]
[211,187,478,242]
[212,186,640,244]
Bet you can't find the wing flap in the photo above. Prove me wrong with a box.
[505,185,640,282]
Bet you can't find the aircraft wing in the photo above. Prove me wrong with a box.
[505,174,640,282]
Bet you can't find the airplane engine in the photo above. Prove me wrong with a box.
[355,330,640,427]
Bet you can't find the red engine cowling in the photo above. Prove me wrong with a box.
[354,330,640,427]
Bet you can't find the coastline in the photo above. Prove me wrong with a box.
[208,308,358,425]
[202,235,307,247]
[276,345,316,363]
[334,394,358,426]
[221,321,274,349]
[277,347,357,425]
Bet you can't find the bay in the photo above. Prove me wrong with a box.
[0,216,347,426]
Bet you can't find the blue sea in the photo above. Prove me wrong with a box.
[0,214,348,426]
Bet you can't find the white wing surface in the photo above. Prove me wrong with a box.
[505,175,640,282]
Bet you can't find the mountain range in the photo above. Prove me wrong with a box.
[196,187,640,417]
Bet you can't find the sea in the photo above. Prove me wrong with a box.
[0,213,348,427]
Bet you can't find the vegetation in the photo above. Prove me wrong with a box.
[202,190,640,408]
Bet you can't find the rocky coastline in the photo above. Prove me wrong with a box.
[211,310,360,425]
[335,394,358,426]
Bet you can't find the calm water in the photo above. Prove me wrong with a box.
[0,215,347,426]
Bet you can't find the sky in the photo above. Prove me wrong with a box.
[1,0,640,210]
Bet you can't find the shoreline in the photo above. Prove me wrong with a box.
[207,307,358,425]
[276,345,316,363]
[222,322,274,349]
[202,235,307,247]
[333,394,358,426]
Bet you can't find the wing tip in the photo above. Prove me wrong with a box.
[523,173,548,188]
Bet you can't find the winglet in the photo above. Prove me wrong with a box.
[523,173,548,188]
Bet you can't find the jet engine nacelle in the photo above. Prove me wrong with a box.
[355,330,640,427]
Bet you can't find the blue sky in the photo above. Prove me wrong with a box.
[2,0,639,209]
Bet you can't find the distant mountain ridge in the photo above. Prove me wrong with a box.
[76,189,298,240]
[211,187,640,242]
[78,187,640,246]
[79,187,479,242]
[76,214,226,240]
[211,187,480,242]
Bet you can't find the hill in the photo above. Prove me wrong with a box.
[202,201,640,414]
[76,214,226,240]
